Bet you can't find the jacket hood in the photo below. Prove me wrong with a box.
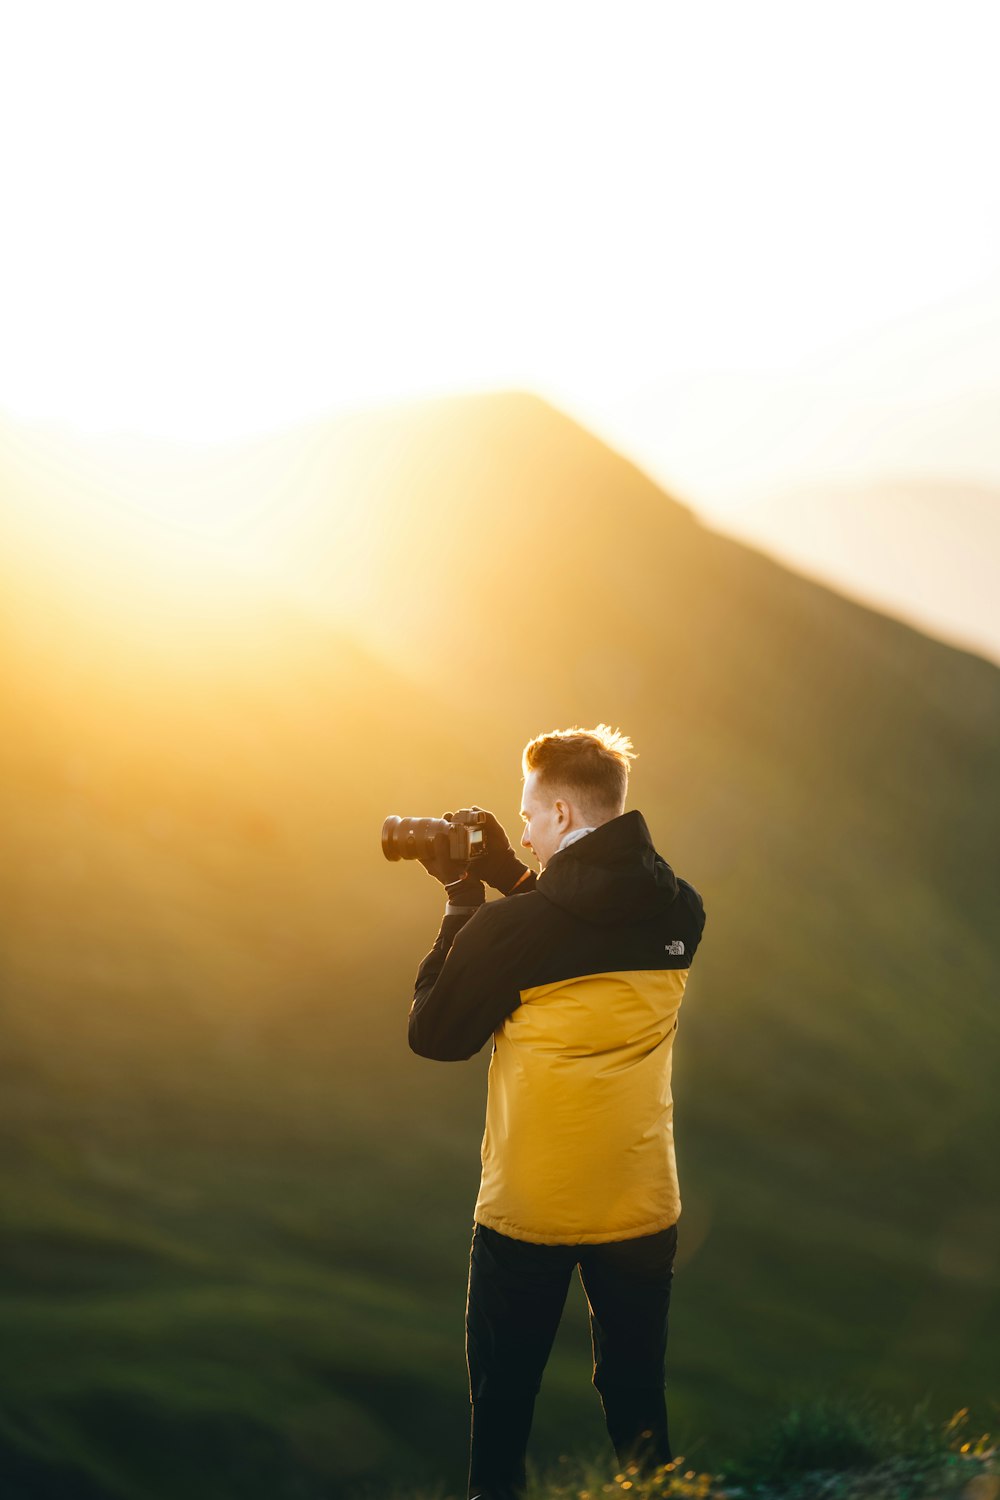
[536,809,679,925]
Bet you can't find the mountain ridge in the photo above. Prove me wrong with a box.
[0,390,996,1496]
[713,473,1000,667]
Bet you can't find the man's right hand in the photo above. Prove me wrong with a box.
[417,813,487,908]
[456,806,533,895]
[417,813,476,886]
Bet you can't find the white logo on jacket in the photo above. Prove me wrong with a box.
[665,940,685,955]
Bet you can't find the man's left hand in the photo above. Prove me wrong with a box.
[453,806,532,895]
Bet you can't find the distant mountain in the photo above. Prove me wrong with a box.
[714,477,1000,666]
[1,395,997,1498]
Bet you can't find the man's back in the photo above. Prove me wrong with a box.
[409,809,706,1243]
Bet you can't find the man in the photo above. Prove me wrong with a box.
[408,725,706,1500]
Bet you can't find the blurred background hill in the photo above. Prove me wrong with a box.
[713,476,1000,666]
[1,393,998,1498]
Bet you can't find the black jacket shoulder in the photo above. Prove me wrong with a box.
[408,811,706,1061]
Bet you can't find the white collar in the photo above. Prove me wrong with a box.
[557,826,596,853]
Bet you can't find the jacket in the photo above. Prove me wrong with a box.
[407,810,706,1244]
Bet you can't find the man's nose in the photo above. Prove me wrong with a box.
[520,828,531,851]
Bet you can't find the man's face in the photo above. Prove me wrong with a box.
[519,770,567,871]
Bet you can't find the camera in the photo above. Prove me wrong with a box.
[381,809,488,864]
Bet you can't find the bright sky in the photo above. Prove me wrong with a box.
[2,3,999,550]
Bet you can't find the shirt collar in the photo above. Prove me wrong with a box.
[557,826,596,853]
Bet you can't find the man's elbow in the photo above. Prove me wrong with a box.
[407,1017,475,1062]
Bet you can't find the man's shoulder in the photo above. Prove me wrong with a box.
[468,886,549,930]
[452,886,553,952]
[436,889,554,988]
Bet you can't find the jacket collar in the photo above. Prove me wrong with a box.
[537,809,679,925]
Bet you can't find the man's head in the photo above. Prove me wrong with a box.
[519,724,636,870]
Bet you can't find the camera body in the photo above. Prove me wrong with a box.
[382,809,487,864]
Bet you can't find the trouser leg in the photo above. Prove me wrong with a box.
[577,1222,678,1471]
[465,1223,573,1500]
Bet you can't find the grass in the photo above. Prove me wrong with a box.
[1,1079,998,1498]
[375,1399,999,1500]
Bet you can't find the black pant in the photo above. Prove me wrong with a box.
[465,1219,678,1500]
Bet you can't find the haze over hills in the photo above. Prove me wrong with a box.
[711,476,1000,667]
[0,394,997,1498]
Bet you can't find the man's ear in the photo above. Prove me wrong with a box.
[553,798,571,829]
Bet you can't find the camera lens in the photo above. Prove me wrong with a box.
[381,815,404,860]
[381,815,450,862]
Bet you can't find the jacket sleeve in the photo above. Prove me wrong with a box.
[408,903,524,1062]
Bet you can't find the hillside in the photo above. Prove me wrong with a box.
[0,394,997,1498]
[717,475,1000,666]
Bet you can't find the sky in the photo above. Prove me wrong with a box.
[2,1,998,653]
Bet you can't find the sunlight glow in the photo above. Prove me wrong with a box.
[1,0,998,473]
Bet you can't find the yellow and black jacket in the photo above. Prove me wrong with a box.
[408,810,706,1245]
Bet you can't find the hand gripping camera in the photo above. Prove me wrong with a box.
[381,809,488,864]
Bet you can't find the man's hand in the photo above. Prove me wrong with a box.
[418,814,486,908]
[454,806,532,895]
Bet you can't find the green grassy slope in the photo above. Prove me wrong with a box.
[0,395,997,1497]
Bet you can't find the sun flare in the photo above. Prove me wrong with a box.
[2,4,996,460]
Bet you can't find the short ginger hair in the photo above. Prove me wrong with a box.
[522,724,636,821]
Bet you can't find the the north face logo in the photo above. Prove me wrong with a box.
[665,940,685,956]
